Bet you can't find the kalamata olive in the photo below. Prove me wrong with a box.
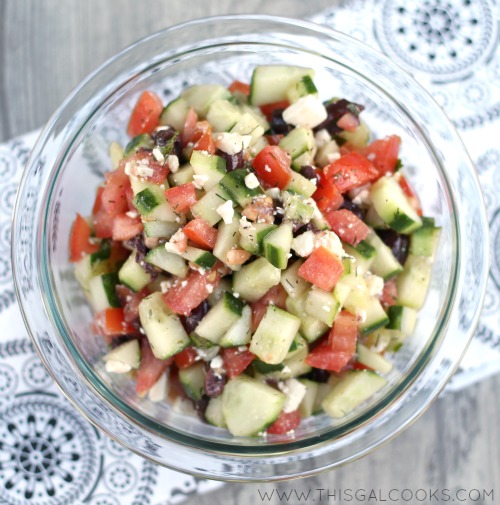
[204,367,227,398]
[195,394,210,420]
[300,165,321,184]
[110,335,134,349]
[216,149,245,172]
[340,197,365,221]
[293,221,319,237]
[270,109,292,134]
[314,99,365,135]
[153,127,176,146]
[302,367,331,383]
[180,300,210,334]
[376,229,410,265]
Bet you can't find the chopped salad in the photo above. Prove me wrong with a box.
[70,65,440,437]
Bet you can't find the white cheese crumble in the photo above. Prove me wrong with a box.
[244,172,260,189]
[216,132,252,155]
[164,229,187,254]
[160,280,173,293]
[152,147,165,163]
[265,188,281,199]
[279,379,307,413]
[167,154,179,173]
[192,174,209,190]
[315,230,345,258]
[195,346,220,362]
[148,373,168,402]
[314,128,332,148]
[291,230,316,257]
[210,355,224,370]
[239,215,254,230]
[282,95,328,129]
[366,274,385,296]
[105,360,132,374]
[327,152,341,163]
[216,199,235,224]
[136,163,154,178]
[125,210,139,219]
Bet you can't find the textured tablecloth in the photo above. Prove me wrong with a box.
[1,1,499,503]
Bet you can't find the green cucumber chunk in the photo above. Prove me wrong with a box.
[118,253,151,292]
[179,362,206,401]
[103,340,141,371]
[232,257,281,302]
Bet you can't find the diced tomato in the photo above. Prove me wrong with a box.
[193,129,215,154]
[93,210,114,239]
[163,268,221,316]
[259,100,290,121]
[228,80,250,96]
[69,214,99,262]
[337,112,359,132]
[116,285,149,322]
[125,185,136,211]
[379,278,398,308]
[327,310,358,355]
[174,347,198,369]
[93,308,137,337]
[183,218,218,250]
[353,361,373,371]
[221,347,255,379]
[324,209,371,246]
[112,213,144,241]
[127,90,163,138]
[297,246,344,292]
[266,409,301,435]
[361,135,401,176]
[182,107,198,144]
[313,171,344,212]
[165,183,197,213]
[101,166,131,215]
[250,284,288,332]
[124,151,169,185]
[92,186,105,214]
[136,338,172,397]
[324,152,379,193]
[252,145,292,190]
[398,175,423,216]
[109,241,130,268]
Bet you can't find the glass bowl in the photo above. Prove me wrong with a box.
[12,15,489,481]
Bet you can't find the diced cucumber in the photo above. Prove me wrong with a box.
[88,273,120,312]
[123,134,154,158]
[205,395,227,428]
[159,96,190,131]
[239,221,277,255]
[206,99,242,132]
[279,126,315,162]
[263,222,293,269]
[356,344,393,374]
[364,328,403,353]
[213,212,241,267]
[249,65,314,106]
[190,150,227,191]
[298,379,319,418]
[282,192,315,222]
[365,205,387,229]
[191,184,231,226]
[143,220,182,239]
[352,240,377,260]
[338,120,370,149]
[207,277,232,306]
[133,184,178,222]
[219,169,263,207]
[239,104,270,132]
[130,177,154,196]
[250,305,300,364]
[315,139,340,168]
[195,292,245,344]
[232,257,281,302]
[221,376,285,436]
[396,254,432,309]
[291,149,316,171]
[410,217,441,259]
[286,74,318,103]
[179,362,206,401]
[321,370,387,418]
[74,254,110,293]
[89,238,111,265]
[219,305,252,347]
[266,341,311,379]
[285,171,317,198]
[344,287,389,334]
[169,163,195,187]
[118,253,151,292]
[181,84,231,117]
[230,113,265,145]
[109,141,124,169]
[387,305,418,336]
[305,286,343,327]
[366,232,403,280]
[181,246,218,269]
[103,340,141,371]
[370,176,422,233]
[138,292,190,359]
[145,246,188,277]
[286,333,308,360]
[343,244,375,275]
[280,260,310,299]
[286,294,329,343]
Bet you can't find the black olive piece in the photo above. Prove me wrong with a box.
[376,229,410,265]
[269,108,293,134]
[340,197,365,221]
[216,149,245,172]
[180,300,210,334]
[300,165,321,184]
[204,367,227,398]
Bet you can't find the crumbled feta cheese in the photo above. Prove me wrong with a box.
[349,184,371,206]
[366,274,384,296]
[314,129,332,148]
[264,164,272,173]
[367,152,376,161]
[164,229,187,254]
[148,373,168,402]
[244,172,260,189]
[124,162,133,177]
[282,95,328,129]
[193,174,209,190]
[136,163,154,178]
[210,356,224,370]
[327,152,341,163]
[291,230,316,257]
[181,280,188,288]
[167,154,179,173]
[206,284,214,294]
[160,280,173,293]
[105,360,132,374]
[238,346,248,352]
[356,309,367,323]
[233,292,240,298]
[279,379,307,413]
[239,215,254,231]
[125,210,139,219]
[315,230,345,258]
[216,132,252,155]
[152,147,165,163]
[195,346,220,362]
[216,199,234,224]
[265,188,281,199]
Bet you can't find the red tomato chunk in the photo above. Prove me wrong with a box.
[297,246,344,292]
[127,91,163,138]
[69,214,99,262]
[221,347,255,379]
[324,209,371,247]
[165,183,197,213]
[324,152,379,193]
[266,409,301,434]
[252,145,292,190]
[136,339,172,397]
[183,218,218,250]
